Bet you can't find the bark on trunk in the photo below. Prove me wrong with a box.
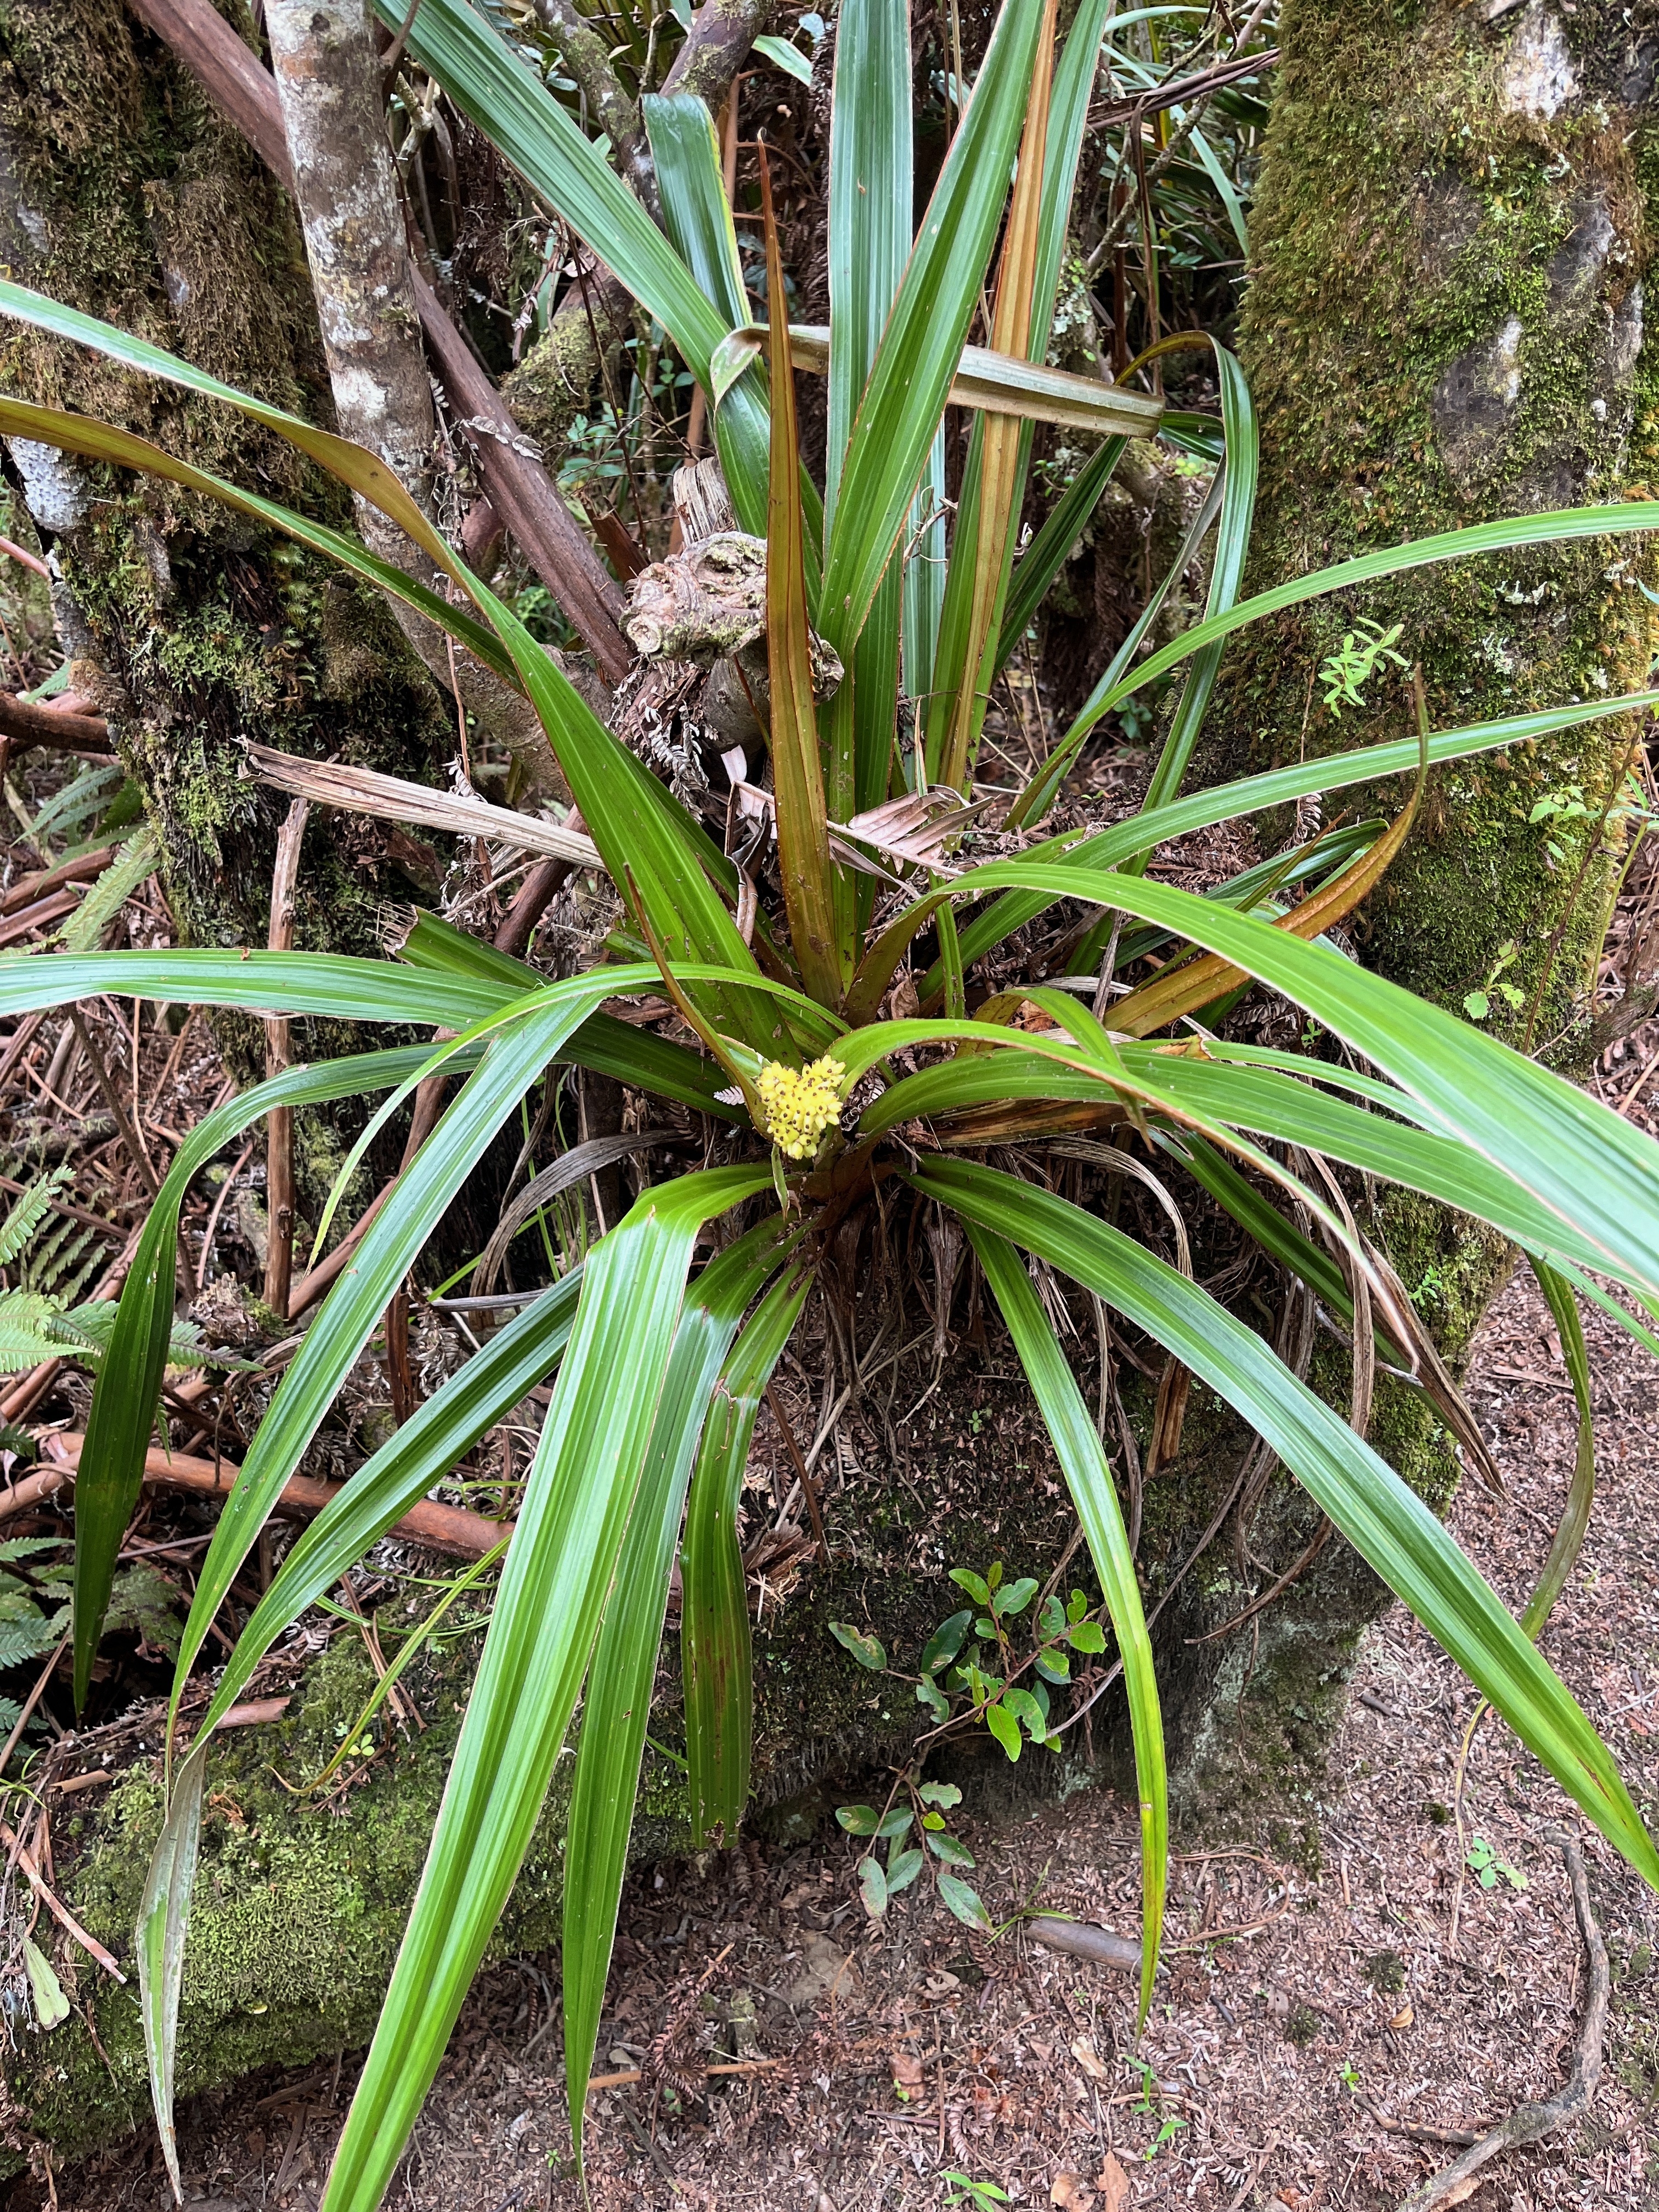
[0,0,456,1103]
[1170,0,1659,1819]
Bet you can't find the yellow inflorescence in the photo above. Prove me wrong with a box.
[757,1054,847,1160]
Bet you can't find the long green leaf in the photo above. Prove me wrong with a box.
[0,283,464,583]
[762,174,842,1004]
[69,1041,486,1709]
[167,1002,595,1740]
[197,1272,584,1737]
[915,1160,1659,1890]
[1133,344,1257,826]
[994,435,1126,677]
[966,864,1659,1307]
[565,1220,802,2157]
[1521,1260,1596,1639]
[0,394,517,686]
[320,1163,771,2212]
[819,0,1046,658]
[827,0,912,819]
[381,0,771,534]
[137,1744,206,2207]
[898,689,1659,1010]
[1055,498,1659,757]
[682,1266,813,1847]
[137,1268,586,2193]
[966,1222,1163,2026]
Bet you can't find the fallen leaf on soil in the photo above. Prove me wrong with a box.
[923,1970,962,1999]
[1069,2035,1111,2084]
[787,1935,859,2010]
[1388,2001,1414,2029]
[1051,2177,1092,2208]
[1096,2153,1130,2212]
[890,2051,926,2090]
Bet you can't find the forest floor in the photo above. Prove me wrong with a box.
[38,1117,1659,2209]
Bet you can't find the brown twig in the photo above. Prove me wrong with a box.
[0,1634,66,1778]
[765,1380,828,1565]
[0,1815,125,1980]
[33,1434,511,1561]
[1399,1831,1609,2210]
[68,1006,159,1197]
[263,797,309,1317]
[0,693,112,756]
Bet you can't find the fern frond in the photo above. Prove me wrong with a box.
[59,826,160,953]
[0,1164,70,1269]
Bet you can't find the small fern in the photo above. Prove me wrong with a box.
[58,827,160,953]
[0,1167,69,1271]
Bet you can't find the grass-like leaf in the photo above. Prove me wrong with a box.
[682,1265,814,1848]
[321,1164,771,2212]
[565,1220,802,2158]
[915,1160,1659,1891]
[966,1221,1164,2026]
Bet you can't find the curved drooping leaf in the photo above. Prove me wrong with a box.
[899,689,1659,1010]
[966,1221,1164,2027]
[1053,496,1659,758]
[914,1159,1659,1892]
[70,1040,487,1708]
[682,1265,814,1847]
[321,1164,771,2212]
[194,1272,585,1739]
[566,1222,804,2155]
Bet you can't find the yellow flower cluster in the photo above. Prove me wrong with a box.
[757,1054,847,1160]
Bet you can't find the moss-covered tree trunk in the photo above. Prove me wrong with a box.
[0,0,455,1084]
[1169,0,1659,1816]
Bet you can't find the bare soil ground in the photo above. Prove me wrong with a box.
[31,1235,1659,2212]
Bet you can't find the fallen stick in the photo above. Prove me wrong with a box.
[0,693,112,755]
[1398,1830,1608,2211]
[0,1815,126,1982]
[30,1435,512,1562]
[1024,1915,1141,1972]
[585,2056,787,2095]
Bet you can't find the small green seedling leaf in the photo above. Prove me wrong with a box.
[916,1678,950,1723]
[921,1810,947,1832]
[1068,1619,1107,1653]
[985,1701,1023,1762]
[993,1576,1039,1618]
[885,1846,924,1893]
[928,1831,975,1867]
[938,1873,994,1931]
[949,1568,991,1607]
[829,1621,887,1671]
[873,1807,914,1842]
[857,1855,888,1917]
[22,1937,69,2031]
[919,1609,974,1673]
[1003,1685,1048,1740]
[917,1780,962,1809]
[837,1803,882,1836]
[1035,1647,1070,1684]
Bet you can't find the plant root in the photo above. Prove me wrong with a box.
[1398,1830,1608,2211]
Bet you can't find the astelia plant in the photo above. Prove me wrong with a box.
[1,3,1658,2206]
